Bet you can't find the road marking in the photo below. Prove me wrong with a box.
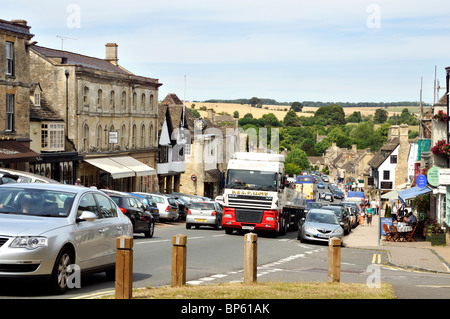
[372,253,381,264]
[416,285,450,288]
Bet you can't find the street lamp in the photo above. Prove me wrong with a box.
[65,69,69,139]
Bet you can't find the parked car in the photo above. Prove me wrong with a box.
[132,192,160,221]
[0,183,132,293]
[317,182,325,189]
[102,189,155,238]
[186,201,223,229]
[340,201,359,227]
[148,193,179,221]
[0,168,59,183]
[169,195,190,220]
[297,208,344,244]
[172,192,211,203]
[321,205,351,234]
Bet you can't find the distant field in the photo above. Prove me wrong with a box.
[189,102,420,121]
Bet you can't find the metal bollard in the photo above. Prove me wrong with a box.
[171,234,187,287]
[328,237,341,283]
[244,232,258,284]
[115,235,134,299]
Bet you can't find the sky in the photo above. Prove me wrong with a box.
[3,0,450,104]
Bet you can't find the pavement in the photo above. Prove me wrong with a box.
[344,213,450,273]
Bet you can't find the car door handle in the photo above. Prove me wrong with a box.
[99,228,107,233]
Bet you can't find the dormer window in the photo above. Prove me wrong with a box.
[34,91,41,106]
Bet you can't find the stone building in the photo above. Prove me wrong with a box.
[30,43,160,191]
[0,19,39,169]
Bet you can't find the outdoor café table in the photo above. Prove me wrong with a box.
[396,222,412,241]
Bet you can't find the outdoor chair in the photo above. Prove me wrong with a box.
[405,223,417,242]
[383,224,395,242]
[389,225,401,241]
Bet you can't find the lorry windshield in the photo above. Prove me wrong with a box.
[225,169,277,191]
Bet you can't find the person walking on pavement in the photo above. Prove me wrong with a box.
[366,205,373,226]
[359,203,365,226]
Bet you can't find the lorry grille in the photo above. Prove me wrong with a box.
[228,194,273,210]
[235,209,264,223]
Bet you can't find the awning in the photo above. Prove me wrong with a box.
[0,140,39,162]
[381,190,399,199]
[110,156,156,176]
[85,157,135,179]
[398,186,432,201]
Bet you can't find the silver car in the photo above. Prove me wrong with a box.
[297,208,344,244]
[0,183,132,294]
[186,201,223,229]
[148,193,179,221]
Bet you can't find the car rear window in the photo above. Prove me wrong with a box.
[190,202,215,210]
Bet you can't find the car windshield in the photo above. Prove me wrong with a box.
[306,212,338,225]
[0,187,76,217]
[190,202,215,210]
[225,169,277,191]
[322,206,343,217]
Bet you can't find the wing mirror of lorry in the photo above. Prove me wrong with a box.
[280,175,286,189]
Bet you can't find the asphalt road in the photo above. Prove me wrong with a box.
[1,221,450,299]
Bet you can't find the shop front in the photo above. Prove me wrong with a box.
[81,155,156,192]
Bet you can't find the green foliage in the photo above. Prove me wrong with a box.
[285,163,302,176]
[286,147,310,171]
[314,104,346,125]
[233,111,239,118]
[347,111,362,123]
[290,102,303,112]
[283,110,301,127]
[374,109,388,123]
[191,109,201,118]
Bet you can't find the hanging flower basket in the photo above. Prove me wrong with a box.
[433,110,449,121]
[431,139,450,157]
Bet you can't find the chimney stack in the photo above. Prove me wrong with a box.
[105,43,118,66]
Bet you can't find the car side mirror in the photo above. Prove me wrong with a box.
[77,211,97,222]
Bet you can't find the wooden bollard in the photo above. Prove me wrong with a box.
[244,232,258,284]
[115,235,133,299]
[328,237,341,283]
[171,234,187,287]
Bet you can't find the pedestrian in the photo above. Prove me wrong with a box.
[366,206,373,226]
[359,203,365,226]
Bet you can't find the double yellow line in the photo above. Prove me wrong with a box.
[372,253,382,264]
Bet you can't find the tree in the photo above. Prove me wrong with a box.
[285,163,302,176]
[233,111,239,118]
[290,101,303,112]
[283,110,301,127]
[374,108,388,123]
[261,113,280,127]
[249,97,262,108]
[286,147,310,171]
[347,111,362,123]
[314,104,346,125]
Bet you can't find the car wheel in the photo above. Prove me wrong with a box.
[186,223,191,229]
[49,247,73,294]
[145,221,154,238]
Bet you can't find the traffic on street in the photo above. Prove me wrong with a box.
[0,172,449,300]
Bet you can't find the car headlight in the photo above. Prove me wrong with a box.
[332,228,343,234]
[10,236,48,250]
[305,226,316,232]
